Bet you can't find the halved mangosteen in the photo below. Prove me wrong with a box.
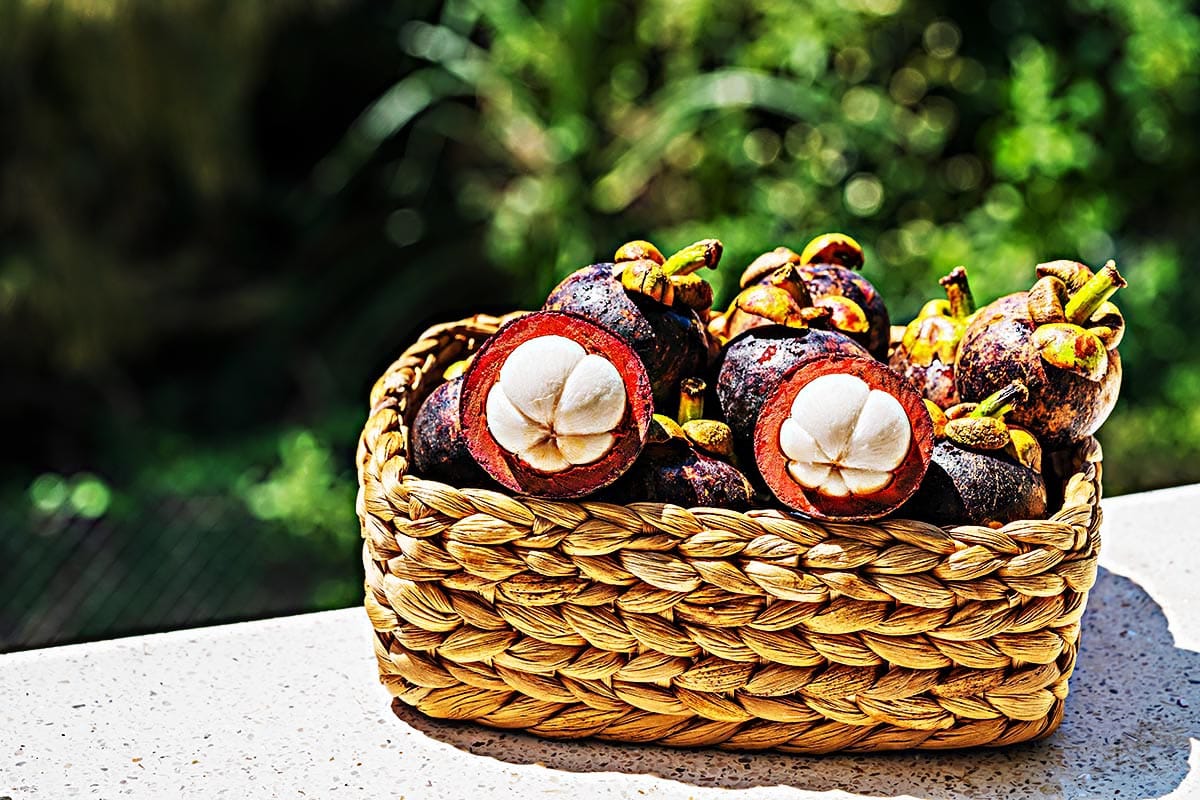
[752,354,934,521]
[543,238,719,411]
[459,311,654,498]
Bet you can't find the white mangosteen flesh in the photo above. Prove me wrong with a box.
[778,373,911,497]
[485,335,628,473]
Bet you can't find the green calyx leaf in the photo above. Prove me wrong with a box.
[1032,323,1109,381]
[648,414,687,445]
[944,416,1011,450]
[682,419,735,459]
[798,232,864,270]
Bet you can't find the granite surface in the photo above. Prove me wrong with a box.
[3,485,1198,800]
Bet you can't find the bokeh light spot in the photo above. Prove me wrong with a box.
[30,474,69,514]
[386,209,424,247]
[70,475,112,519]
[924,20,962,59]
[743,129,782,166]
[844,173,885,216]
[890,67,928,106]
[945,154,984,191]
[842,87,882,124]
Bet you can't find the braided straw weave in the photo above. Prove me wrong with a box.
[357,313,1103,753]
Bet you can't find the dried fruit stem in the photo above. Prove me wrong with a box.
[662,239,723,277]
[678,378,706,424]
[970,381,1029,420]
[1066,261,1126,324]
[940,266,975,319]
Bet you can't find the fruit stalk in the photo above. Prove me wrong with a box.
[1065,261,1126,324]
[678,377,706,425]
[970,381,1028,420]
[662,239,723,277]
[941,266,975,320]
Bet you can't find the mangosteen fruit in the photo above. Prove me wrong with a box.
[544,238,720,409]
[901,382,1048,526]
[889,266,976,408]
[955,260,1125,446]
[409,361,494,487]
[603,379,754,509]
[459,311,654,498]
[751,354,934,521]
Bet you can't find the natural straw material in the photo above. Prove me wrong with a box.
[358,313,1102,753]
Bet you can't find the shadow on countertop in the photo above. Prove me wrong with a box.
[391,567,1200,799]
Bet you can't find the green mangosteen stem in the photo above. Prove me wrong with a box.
[970,381,1029,420]
[939,266,975,319]
[1065,261,1126,325]
[678,378,706,425]
[662,239,723,277]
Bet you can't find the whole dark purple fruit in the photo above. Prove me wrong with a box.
[955,260,1125,446]
[798,234,890,360]
[901,382,1047,526]
[603,380,754,509]
[409,369,493,487]
[544,239,719,409]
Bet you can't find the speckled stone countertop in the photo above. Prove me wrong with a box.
[3,485,1199,800]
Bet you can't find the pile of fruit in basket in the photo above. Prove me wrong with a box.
[410,234,1126,526]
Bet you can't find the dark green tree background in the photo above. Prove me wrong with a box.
[2,0,1197,648]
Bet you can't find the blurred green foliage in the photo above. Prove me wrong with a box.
[2,0,1199,645]
[338,0,1200,490]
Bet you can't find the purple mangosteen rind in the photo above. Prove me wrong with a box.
[409,377,496,488]
[544,262,708,409]
[900,440,1048,526]
[889,355,958,410]
[602,441,756,509]
[955,293,1121,446]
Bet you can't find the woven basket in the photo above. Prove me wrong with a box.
[357,312,1103,753]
